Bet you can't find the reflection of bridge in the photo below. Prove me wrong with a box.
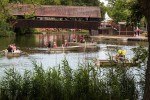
[9,4,101,31]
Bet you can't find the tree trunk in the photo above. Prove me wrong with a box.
[138,0,150,99]
[143,21,150,100]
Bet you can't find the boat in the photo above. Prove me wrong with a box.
[48,46,81,52]
[106,45,122,49]
[69,42,97,48]
[94,59,138,67]
[3,49,27,58]
[28,46,81,53]
[5,52,21,57]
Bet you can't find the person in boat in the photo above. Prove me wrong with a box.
[53,42,57,48]
[73,38,76,42]
[64,40,69,47]
[12,43,17,52]
[12,43,21,53]
[80,35,85,43]
[7,43,20,53]
[7,44,13,52]
[47,41,52,48]
[72,36,77,42]
[114,49,127,61]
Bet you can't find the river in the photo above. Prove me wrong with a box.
[0,32,148,74]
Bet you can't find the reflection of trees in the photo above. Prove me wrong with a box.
[15,35,36,47]
[38,33,90,47]
[0,37,15,50]
[56,34,62,46]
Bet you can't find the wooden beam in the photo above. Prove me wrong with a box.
[12,20,99,30]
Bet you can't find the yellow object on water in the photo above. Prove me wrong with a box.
[122,50,127,55]
[118,49,122,54]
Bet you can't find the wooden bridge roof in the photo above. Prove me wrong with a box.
[8,4,101,18]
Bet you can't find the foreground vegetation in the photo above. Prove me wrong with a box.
[0,59,142,100]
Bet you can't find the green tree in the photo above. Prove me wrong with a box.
[127,0,143,26]
[108,0,116,7]
[61,0,73,5]
[73,0,100,6]
[43,0,61,5]
[107,0,131,22]
[0,0,15,36]
[99,2,107,21]
[73,0,84,6]
[83,0,100,6]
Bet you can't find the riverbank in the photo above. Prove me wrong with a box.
[91,35,148,42]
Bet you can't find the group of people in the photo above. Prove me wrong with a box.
[79,35,85,43]
[46,35,86,48]
[113,49,127,61]
[7,43,17,52]
[46,40,69,48]
[72,35,85,43]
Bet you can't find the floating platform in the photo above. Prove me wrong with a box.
[127,37,148,41]
[69,42,97,48]
[106,45,122,49]
[48,46,81,52]
[3,50,26,58]
[94,59,138,67]
[5,52,21,57]
[91,35,148,42]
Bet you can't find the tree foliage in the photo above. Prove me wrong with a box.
[99,2,107,21]
[127,0,143,26]
[0,0,15,36]
[107,0,132,22]
[107,0,145,27]
[8,0,100,6]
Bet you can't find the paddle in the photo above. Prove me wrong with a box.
[0,49,6,57]
[0,49,6,54]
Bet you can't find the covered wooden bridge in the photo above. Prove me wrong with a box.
[9,4,101,31]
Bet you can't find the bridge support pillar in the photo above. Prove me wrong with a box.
[89,30,99,35]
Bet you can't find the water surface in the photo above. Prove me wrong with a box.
[0,33,148,74]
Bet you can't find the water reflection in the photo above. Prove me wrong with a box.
[0,37,16,50]
[16,33,90,48]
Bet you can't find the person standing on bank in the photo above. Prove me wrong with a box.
[136,26,140,36]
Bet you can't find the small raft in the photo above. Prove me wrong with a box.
[48,46,81,52]
[94,59,138,67]
[69,42,97,48]
[4,50,22,57]
[5,52,21,57]
[106,45,122,49]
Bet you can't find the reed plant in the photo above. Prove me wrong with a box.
[131,45,148,99]
[0,58,139,100]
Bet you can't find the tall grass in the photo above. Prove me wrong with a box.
[0,58,139,100]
